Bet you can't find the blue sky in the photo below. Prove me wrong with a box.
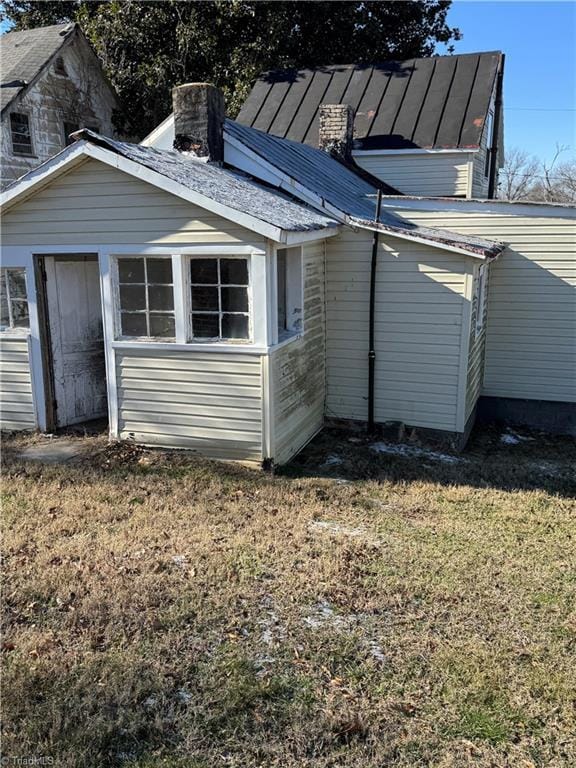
[439,0,576,163]
[2,1,574,163]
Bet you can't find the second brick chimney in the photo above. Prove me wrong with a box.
[172,83,224,163]
[318,103,354,162]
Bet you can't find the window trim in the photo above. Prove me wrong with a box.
[474,264,488,339]
[113,255,177,342]
[0,267,30,334]
[9,111,35,157]
[185,254,253,344]
[272,245,304,347]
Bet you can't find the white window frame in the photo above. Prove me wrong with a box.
[0,267,30,333]
[272,246,304,346]
[185,255,252,344]
[10,111,35,157]
[474,264,488,339]
[484,111,494,179]
[112,255,177,342]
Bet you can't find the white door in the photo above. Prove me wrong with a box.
[44,255,107,427]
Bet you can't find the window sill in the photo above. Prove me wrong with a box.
[272,332,303,351]
[12,152,37,158]
[112,340,267,355]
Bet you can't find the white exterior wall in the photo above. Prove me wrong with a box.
[271,240,326,464]
[389,206,576,403]
[1,34,118,189]
[116,349,263,461]
[325,228,475,434]
[353,151,473,197]
[0,336,36,430]
[465,264,490,423]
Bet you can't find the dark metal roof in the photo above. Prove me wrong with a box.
[0,23,75,113]
[63,130,339,233]
[236,52,502,151]
[225,120,504,259]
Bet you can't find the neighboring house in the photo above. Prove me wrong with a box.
[0,82,574,464]
[0,22,120,189]
[147,51,504,199]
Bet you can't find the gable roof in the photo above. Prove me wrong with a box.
[236,51,503,151]
[0,130,339,242]
[0,22,76,114]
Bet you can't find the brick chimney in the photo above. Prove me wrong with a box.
[172,83,224,163]
[318,103,354,162]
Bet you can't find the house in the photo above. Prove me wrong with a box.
[0,82,574,464]
[147,51,505,199]
[0,22,120,189]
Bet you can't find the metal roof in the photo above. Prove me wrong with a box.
[236,52,502,151]
[0,23,75,113]
[226,120,504,259]
[67,130,339,233]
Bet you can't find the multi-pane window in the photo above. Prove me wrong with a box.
[189,257,249,340]
[10,113,33,156]
[0,268,29,330]
[117,257,175,339]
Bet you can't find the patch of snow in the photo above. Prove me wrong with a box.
[171,555,187,568]
[309,520,368,538]
[528,460,567,478]
[176,688,192,703]
[370,442,465,465]
[303,600,350,631]
[143,696,157,708]
[366,640,387,663]
[500,430,534,445]
[322,454,344,467]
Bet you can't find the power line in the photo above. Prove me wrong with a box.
[504,107,576,112]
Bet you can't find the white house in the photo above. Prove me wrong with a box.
[0,81,574,463]
[0,22,120,189]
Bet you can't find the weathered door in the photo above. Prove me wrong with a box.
[44,255,107,427]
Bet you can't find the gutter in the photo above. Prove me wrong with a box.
[367,190,383,433]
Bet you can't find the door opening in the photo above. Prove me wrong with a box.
[36,254,108,429]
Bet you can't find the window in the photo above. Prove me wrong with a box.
[0,268,29,330]
[54,56,68,76]
[189,257,250,341]
[276,247,303,340]
[117,257,175,339]
[10,113,33,156]
[474,264,488,338]
[484,112,494,178]
[63,121,80,146]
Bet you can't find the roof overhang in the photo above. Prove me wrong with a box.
[0,141,339,245]
[377,195,576,219]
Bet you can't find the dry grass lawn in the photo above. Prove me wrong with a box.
[1,425,575,767]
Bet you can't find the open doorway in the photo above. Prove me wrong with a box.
[36,254,108,430]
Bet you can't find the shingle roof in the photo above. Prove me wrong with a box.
[69,130,339,233]
[236,52,503,151]
[226,120,504,259]
[0,22,75,113]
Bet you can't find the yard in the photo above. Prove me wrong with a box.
[1,425,575,767]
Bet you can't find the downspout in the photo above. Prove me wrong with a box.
[367,189,383,433]
[488,53,505,199]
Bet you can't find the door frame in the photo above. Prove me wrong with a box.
[34,253,103,430]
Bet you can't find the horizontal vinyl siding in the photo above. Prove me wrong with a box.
[2,158,264,246]
[353,152,471,197]
[273,241,326,464]
[326,229,470,433]
[0,335,36,431]
[396,210,576,403]
[116,349,263,461]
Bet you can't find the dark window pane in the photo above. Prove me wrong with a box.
[277,250,287,330]
[118,258,145,283]
[191,285,219,311]
[220,258,248,285]
[11,300,29,327]
[192,313,219,338]
[149,313,175,337]
[222,313,249,340]
[147,258,173,284]
[121,312,147,337]
[64,121,79,146]
[190,258,218,284]
[120,284,146,311]
[10,113,32,155]
[0,292,9,327]
[148,285,174,311]
[7,269,26,298]
[221,286,248,312]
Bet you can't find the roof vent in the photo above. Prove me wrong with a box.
[172,83,224,164]
[319,103,354,162]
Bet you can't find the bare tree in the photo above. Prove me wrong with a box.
[529,145,576,203]
[497,147,540,200]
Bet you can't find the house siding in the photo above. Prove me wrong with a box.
[272,240,326,464]
[0,336,36,431]
[394,209,576,403]
[353,151,472,197]
[465,264,490,422]
[1,34,118,189]
[116,349,263,461]
[1,158,265,246]
[325,229,473,433]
